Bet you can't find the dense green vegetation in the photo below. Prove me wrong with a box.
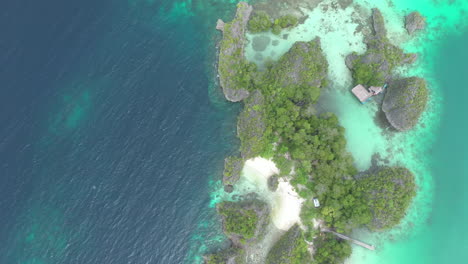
[205,253,226,264]
[218,202,259,241]
[235,40,328,158]
[237,90,268,158]
[242,40,372,235]
[231,39,371,262]
[348,9,415,87]
[359,167,416,230]
[312,233,352,264]
[273,15,299,34]
[216,199,269,249]
[350,60,385,86]
[223,156,244,185]
[349,39,412,87]
[248,11,272,33]
[205,248,243,264]
[265,225,311,264]
[382,77,428,131]
[269,112,372,233]
[272,155,294,176]
[248,12,298,34]
[267,40,328,90]
[393,77,428,112]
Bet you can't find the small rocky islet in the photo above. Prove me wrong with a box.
[405,11,426,35]
[346,8,428,131]
[207,2,427,264]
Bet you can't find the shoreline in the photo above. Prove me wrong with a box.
[241,157,304,231]
[204,0,468,263]
[235,157,305,263]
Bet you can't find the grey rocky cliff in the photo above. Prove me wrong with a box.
[223,156,244,191]
[346,8,417,86]
[206,198,270,263]
[223,87,250,103]
[219,199,270,247]
[267,174,279,192]
[405,11,426,35]
[216,19,225,31]
[345,52,359,70]
[237,90,266,159]
[370,8,387,38]
[216,2,253,102]
[382,77,428,131]
[272,38,328,89]
[265,224,310,264]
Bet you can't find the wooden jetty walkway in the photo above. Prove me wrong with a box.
[322,228,375,251]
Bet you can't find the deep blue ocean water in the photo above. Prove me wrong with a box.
[0,0,239,263]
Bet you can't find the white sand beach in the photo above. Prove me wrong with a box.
[239,157,304,231]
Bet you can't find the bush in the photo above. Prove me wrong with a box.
[313,233,352,264]
[248,13,298,35]
[359,166,416,230]
[218,202,259,240]
[351,61,385,86]
[248,11,272,33]
[272,24,282,35]
[274,15,298,29]
[265,225,311,264]
[272,155,293,175]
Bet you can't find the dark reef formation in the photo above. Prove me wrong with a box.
[405,11,426,35]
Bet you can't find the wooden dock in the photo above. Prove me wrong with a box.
[351,84,384,103]
[351,84,372,103]
[322,228,375,251]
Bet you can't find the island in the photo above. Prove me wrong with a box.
[346,8,428,131]
[206,2,426,263]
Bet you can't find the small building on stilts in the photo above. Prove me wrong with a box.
[351,84,386,103]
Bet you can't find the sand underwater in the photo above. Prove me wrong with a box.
[192,0,468,263]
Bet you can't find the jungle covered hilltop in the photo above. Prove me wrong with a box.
[207,2,428,264]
